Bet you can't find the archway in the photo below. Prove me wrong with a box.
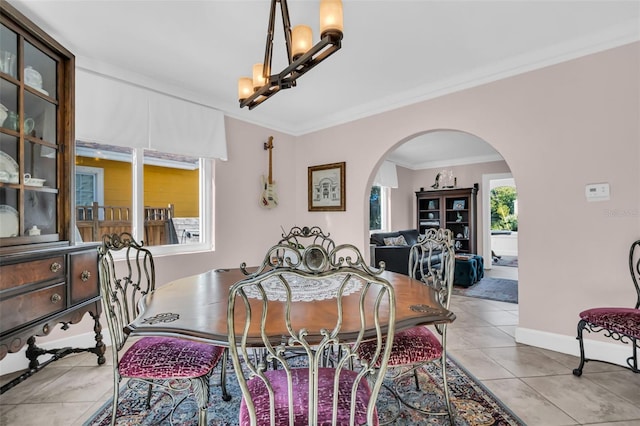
[367,129,518,301]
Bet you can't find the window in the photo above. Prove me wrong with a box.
[75,166,104,220]
[369,185,389,232]
[75,141,212,253]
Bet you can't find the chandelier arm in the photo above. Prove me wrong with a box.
[262,0,279,80]
[279,0,294,65]
[279,35,341,81]
[240,35,341,110]
[239,0,343,110]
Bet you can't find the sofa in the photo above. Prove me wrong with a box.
[370,229,441,276]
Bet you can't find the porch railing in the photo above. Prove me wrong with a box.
[76,203,177,246]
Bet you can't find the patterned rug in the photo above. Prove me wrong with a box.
[84,355,524,426]
[452,277,518,304]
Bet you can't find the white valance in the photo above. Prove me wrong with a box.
[75,69,227,160]
[373,161,398,188]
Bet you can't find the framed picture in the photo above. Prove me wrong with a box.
[452,199,466,210]
[308,162,346,212]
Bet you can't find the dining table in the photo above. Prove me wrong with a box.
[125,267,456,346]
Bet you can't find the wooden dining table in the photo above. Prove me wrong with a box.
[125,267,456,346]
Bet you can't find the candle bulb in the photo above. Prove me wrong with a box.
[291,25,312,60]
[238,77,252,101]
[253,63,268,89]
[320,0,343,38]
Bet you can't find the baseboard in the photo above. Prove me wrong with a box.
[516,326,634,368]
[0,332,112,376]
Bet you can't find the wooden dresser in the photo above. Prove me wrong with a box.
[0,4,105,393]
[0,244,103,362]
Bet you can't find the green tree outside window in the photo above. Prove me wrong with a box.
[490,186,518,231]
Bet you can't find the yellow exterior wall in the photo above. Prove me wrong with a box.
[75,157,199,217]
[144,165,199,217]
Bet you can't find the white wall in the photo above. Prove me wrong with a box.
[4,42,638,373]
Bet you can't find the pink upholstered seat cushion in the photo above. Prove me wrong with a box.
[358,326,442,368]
[239,367,376,426]
[119,336,224,379]
[580,308,640,339]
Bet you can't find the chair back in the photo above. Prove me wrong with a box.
[242,226,339,276]
[408,228,455,310]
[228,243,396,426]
[630,239,640,309]
[277,225,336,252]
[97,232,155,352]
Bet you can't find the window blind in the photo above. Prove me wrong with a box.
[76,69,227,160]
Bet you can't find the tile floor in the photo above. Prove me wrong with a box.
[1,265,639,426]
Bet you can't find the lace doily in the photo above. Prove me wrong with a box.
[243,273,363,302]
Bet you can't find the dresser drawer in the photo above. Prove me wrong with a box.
[0,256,66,291]
[0,283,66,333]
[70,250,99,304]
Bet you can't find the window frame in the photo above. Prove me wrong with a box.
[369,185,390,233]
[74,144,214,255]
[75,165,105,219]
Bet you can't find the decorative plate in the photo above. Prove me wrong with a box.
[0,204,19,237]
[0,151,19,183]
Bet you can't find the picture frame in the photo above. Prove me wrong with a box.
[452,199,466,210]
[308,162,346,212]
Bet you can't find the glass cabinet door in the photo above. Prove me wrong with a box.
[0,21,62,243]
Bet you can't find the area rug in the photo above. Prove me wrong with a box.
[453,277,518,304]
[84,355,525,426]
[492,255,518,268]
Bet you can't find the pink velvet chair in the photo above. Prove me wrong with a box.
[98,232,230,426]
[573,239,640,375]
[357,227,456,424]
[228,243,396,426]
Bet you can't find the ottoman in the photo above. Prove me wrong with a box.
[454,254,484,287]
[454,256,477,287]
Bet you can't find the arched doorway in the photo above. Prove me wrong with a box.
[369,129,518,303]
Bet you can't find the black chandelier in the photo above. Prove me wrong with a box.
[238,0,343,110]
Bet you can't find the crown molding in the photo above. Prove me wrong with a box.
[286,19,640,136]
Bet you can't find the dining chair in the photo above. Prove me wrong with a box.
[242,225,336,276]
[228,243,396,426]
[358,227,456,424]
[98,232,230,426]
[573,239,640,376]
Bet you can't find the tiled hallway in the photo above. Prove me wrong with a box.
[1,266,639,425]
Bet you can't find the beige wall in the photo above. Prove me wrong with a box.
[292,43,639,344]
[9,42,638,373]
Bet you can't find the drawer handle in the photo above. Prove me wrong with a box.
[50,293,62,304]
[50,262,62,273]
[81,270,91,282]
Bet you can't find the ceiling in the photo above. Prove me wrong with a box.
[7,0,639,168]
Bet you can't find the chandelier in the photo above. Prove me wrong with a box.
[238,0,343,109]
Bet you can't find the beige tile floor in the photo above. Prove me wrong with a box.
[1,265,639,426]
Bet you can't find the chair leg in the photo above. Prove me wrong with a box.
[573,319,588,377]
[191,375,210,426]
[110,374,120,426]
[440,336,454,424]
[220,348,231,401]
[627,338,639,373]
[145,382,153,409]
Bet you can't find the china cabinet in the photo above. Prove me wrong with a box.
[416,185,478,254]
[0,3,104,393]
